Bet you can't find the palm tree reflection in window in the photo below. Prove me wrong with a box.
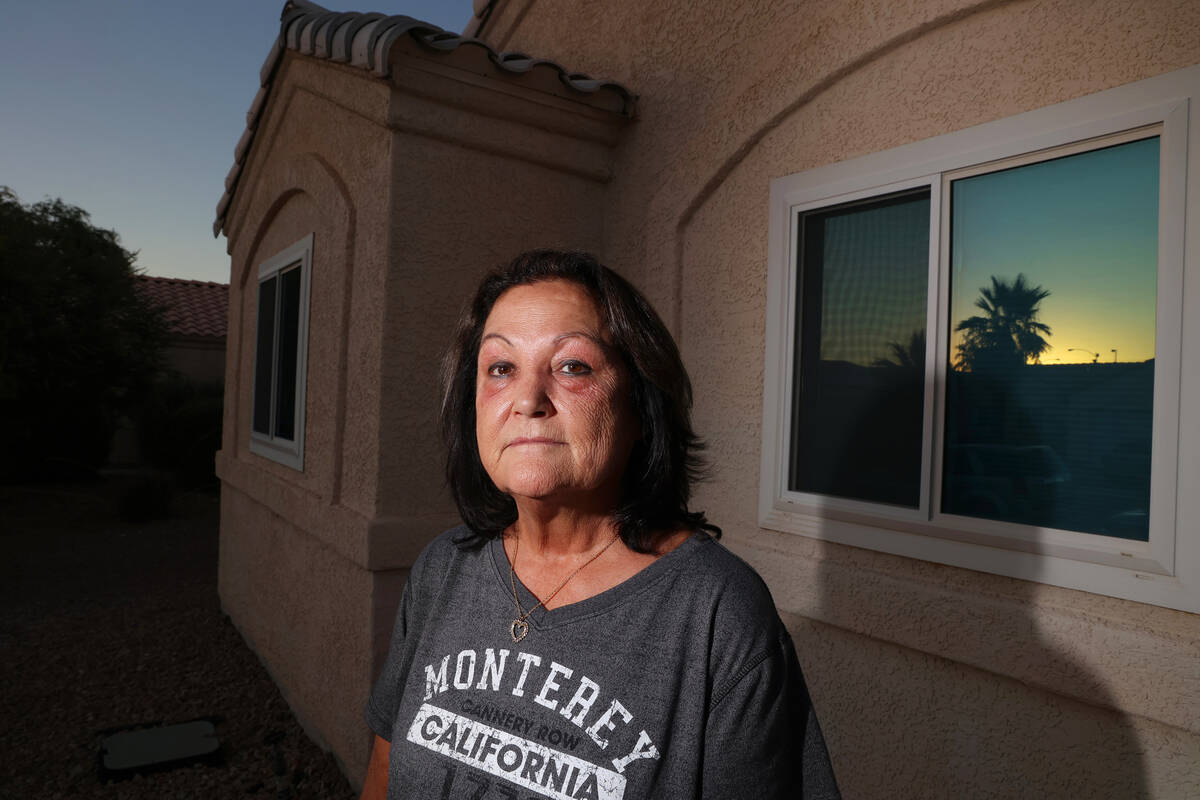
[953,274,1052,372]
[943,274,1151,540]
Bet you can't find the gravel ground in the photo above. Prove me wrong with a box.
[0,480,358,800]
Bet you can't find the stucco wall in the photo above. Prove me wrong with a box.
[220,56,393,517]
[165,338,225,386]
[216,53,397,778]
[216,42,628,786]
[483,0,1200,797]
[361,46,625,778]
[218,486,377,758]
[372,59,615,536]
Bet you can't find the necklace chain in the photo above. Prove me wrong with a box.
[507,527,621,642]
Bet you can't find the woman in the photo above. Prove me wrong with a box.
[361,250,839,799]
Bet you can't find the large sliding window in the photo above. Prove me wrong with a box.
[249,234,312,470]
[762,65,1198,612]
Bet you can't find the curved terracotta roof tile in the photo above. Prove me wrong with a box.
[136,276,229,340]
[213,0,635,237]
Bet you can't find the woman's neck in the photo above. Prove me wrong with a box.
[509,498,619,558]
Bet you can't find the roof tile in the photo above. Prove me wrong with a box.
[136,276,229,340]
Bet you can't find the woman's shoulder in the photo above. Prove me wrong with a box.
[657,533,791,664]
[678,532,781,617]
[406,524,483,594]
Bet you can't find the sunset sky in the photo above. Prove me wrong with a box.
[949,135,1160,365]
[1,0,472,284]
[808,134,1160,370]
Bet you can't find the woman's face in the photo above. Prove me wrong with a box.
[475,280,638,506]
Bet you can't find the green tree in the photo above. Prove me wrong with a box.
[0,188,167,480]
[954,274,1052,372]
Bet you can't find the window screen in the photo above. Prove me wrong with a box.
[274,266,302,440]
[790,188,930,507]
[252,275,277,436]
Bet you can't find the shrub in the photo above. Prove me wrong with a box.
[0,188,167,482]
[137,372,224,489]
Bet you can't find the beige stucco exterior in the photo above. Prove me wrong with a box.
[215,31,627,784]
[216,0,1200,795]
[480,1,1200,797]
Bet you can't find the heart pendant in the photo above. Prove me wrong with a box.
[510,619,529,642]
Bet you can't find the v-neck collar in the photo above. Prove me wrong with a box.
[487,531,709,631]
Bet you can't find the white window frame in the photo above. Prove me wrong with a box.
[249,234,312,471]
[761,64,1198,613]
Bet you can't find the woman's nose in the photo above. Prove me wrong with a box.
[514,373,552,417]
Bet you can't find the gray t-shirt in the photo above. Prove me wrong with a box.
[366,527,840,800]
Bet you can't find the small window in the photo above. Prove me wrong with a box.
[249,234,312,470]
[762,64,1197,612]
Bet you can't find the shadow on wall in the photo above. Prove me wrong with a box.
[815,381,1147,799]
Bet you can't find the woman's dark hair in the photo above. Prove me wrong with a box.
[441,249,720,552]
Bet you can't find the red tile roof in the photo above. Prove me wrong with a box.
[136,276,229,339]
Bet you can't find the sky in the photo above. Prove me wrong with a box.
[813,135,1160,368]
[950,135,1159,365]
[1,0,473,284]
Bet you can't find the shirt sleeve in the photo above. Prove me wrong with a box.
[702,629,841,800]
[364,575,417,742]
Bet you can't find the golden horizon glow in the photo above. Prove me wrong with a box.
[948,136,1158,369]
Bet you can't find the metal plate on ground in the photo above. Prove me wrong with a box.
[100,720,220,775]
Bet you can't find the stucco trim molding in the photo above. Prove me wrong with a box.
[385,63,626,184]
[216,450,461,572]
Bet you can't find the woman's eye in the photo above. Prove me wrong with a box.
[558,360,592,376]
[486,362,513,377]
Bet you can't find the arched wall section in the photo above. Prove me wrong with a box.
[232,152,356,508]
[221,60,394,523]
[484,0,1197,316]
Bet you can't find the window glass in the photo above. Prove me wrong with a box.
[253,275,277,436]
[274,266,302,441]
[943,137,1159,539]
[790,188,930,506]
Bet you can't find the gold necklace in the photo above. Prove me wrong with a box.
[506,528,621,642]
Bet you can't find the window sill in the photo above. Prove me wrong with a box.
[758,502,1196,614]
[249,434,304,471]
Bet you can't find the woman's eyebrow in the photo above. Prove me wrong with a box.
[553,331,606,346]
[480,331,609,351]
[481,331,605,346]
